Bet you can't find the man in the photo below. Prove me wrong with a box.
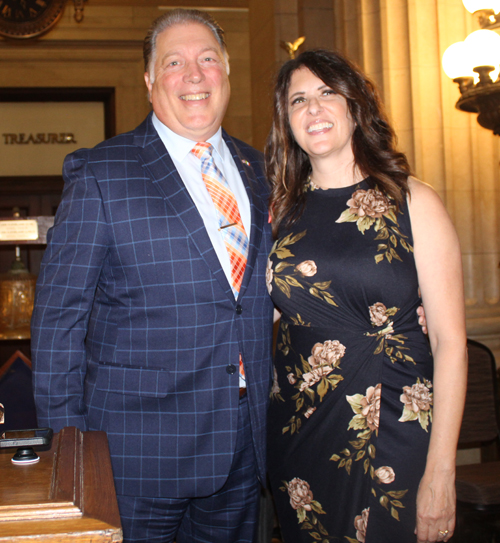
[31,9,274,543]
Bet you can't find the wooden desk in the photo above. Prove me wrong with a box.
[0,427,122,542]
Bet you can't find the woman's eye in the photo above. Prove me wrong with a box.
[322,89,336,96]
[291,97,305,105]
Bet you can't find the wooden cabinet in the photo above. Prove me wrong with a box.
[0,427,122,542]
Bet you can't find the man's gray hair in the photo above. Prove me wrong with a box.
[143,9,229,82]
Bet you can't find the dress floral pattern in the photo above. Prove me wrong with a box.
[267,179,433,542]
[280,478,332,541]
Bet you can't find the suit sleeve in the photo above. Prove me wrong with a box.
[31,151,110,432]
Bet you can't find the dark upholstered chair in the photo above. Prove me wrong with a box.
[454,338,500,542]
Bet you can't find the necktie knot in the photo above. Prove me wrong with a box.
[192,142,212,160]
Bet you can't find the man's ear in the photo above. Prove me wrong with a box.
[144,72,153,102]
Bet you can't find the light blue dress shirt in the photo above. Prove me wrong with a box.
[152,113,252,290]
[152,114,251,386]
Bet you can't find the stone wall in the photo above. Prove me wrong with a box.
[0,1,252,144]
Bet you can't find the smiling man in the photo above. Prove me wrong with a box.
[31,9,274,543]
[144,20,230,142]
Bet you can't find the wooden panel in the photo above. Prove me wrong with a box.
[0,427,122,542]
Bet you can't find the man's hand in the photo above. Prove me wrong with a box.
[417,305,428,334]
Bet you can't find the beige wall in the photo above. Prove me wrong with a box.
[0,1,252,144]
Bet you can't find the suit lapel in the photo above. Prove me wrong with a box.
[223,131,266,301]
[134,115,266,303]
[135,116,234,300]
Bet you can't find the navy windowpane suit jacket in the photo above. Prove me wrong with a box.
[31,112,274,498]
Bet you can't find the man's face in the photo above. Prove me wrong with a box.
[144,22,231,142]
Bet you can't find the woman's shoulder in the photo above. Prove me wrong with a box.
[407,176,440,199]
[406,176,447,213]
[406,176,457,241]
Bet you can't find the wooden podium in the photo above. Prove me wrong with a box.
[0,427,122,542]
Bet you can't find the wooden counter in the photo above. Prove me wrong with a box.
[0,427,122,542]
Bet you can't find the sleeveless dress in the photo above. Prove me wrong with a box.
[267,179,433,543]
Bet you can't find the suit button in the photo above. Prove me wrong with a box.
[236,305,242,314]
[226,364,236,374]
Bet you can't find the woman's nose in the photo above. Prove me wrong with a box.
[307,97,323,115]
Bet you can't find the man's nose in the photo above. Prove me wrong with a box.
[184,61,204,83]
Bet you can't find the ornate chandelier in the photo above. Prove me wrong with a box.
[442,1,500,135]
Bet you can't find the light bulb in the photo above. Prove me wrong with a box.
[462,0,500,14]
[464,29,500,69]
[442,41,475,79]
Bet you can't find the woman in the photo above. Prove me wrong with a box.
[265,49,467,543]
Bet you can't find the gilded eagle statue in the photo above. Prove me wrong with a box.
[281,36,306,59]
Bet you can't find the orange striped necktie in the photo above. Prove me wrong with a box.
[191,142,249,297]
[192,142,248,385]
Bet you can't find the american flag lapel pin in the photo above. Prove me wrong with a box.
[241,159,250,166]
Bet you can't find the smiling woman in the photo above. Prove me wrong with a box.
[265,49,467,543]
[287,69,357,175]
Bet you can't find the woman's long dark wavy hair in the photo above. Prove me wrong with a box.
[265,49,412,239]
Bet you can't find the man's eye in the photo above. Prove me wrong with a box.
[168,61,179,67]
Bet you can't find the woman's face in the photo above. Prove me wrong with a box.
[287,67,356,164]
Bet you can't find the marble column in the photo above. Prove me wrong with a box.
[249,0,298,151]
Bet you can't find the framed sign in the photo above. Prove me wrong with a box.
[0,87,115,194]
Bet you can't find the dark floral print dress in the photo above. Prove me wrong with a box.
[267,179,433,543]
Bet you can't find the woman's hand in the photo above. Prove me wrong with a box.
[416,305,428,334]
[415,467,456,542]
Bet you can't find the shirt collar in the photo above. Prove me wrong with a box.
[152,113,225,163]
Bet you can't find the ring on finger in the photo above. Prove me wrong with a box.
[438,529,449,537]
